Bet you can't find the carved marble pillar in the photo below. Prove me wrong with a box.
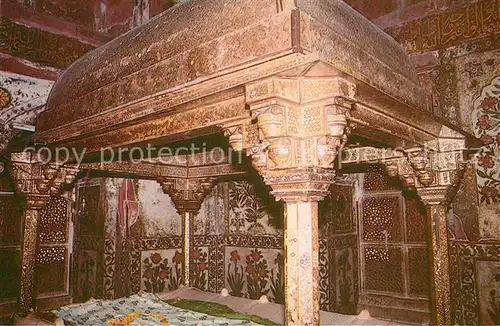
[384,145,465,326]
[158,178,215,287]
[9,152,79,314]
[224,76,355,325]
[418,189,452,326]
[279,192,324,325]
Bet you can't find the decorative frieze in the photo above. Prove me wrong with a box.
[386,0,499,54]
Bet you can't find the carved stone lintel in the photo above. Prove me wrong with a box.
[382,147,466,199]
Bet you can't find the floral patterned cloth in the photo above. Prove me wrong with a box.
[53,292,259,326]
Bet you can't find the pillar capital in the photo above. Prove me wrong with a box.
[263,167,336,202]
[218,77,357,325]
[224,77,356,204]
[158,177,215,214]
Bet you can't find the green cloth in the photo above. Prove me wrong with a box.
[164,299,280,326]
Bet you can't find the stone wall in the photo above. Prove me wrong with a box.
[345,0,499,324]
[73,175,360,315]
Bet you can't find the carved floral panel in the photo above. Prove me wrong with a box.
[190,247,209,292]
[228,180,283,235]
[224,246,283,302]
[140,249,183,294]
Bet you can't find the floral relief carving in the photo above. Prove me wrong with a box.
[143,252,169,293]
[229,180,282,235]
[472,76,500,238]
[169,251,183,291]
[224,247,283,302]
[227,250,245,297]
[141,250,183,293]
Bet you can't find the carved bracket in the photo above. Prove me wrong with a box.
[221,76,356,202]
[10,152,80,209]
[158,177,216,213]
[382,145,467,205]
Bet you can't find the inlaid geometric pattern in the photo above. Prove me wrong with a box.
[39,197,68,244]
[364,247,403,293]
[362,196,401,242]
[408,247,430,296]
[405,197,427,243]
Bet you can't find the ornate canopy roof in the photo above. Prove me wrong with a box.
[34,0,472,152]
